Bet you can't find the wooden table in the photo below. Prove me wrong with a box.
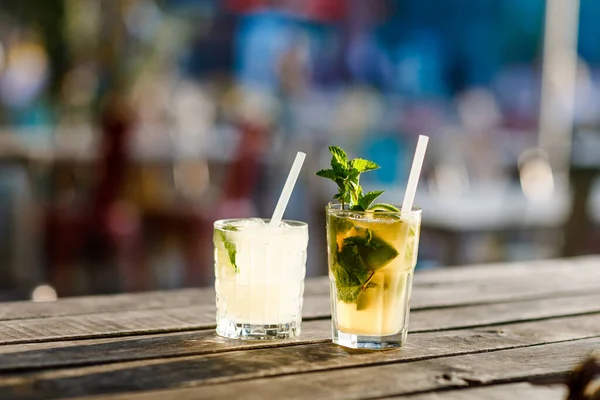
[1,256,599,399]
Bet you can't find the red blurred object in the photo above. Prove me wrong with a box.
[224,0,347,22]
[45,95,146,295]
[221,121,267,201]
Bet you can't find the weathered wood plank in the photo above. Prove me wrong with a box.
[0,259,595,400]
[75,383,568,400]
[386,383,566,400]
[48,335,599,400]
[2,256,598,322]
[63,337,598,400]
[0,322,329,372]
[0,306,212,346]
[306,256,600,297]
[0,287,597,347]
[411,292,600,331]
[2,286,600,347]
[0,289,213,322]
[2,294,600,369]
[0,294,324,345]
[411,277,600,309]
[414,255,600,284]
[0,315,598,400]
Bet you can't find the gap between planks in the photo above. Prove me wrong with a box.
[1,290,600,348]
[7,324,599,400]
[0,313,599,400]
[2,307,600,372]
[1,256,598,322]
[377,382,567,400]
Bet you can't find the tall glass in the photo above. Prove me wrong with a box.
[214,218,308,340]
[326,203,421,349]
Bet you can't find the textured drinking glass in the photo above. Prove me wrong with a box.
[214,218,308,340]
[326,203,421,349]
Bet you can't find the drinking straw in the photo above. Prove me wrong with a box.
[269,152,306,227]
[401,135,429,213]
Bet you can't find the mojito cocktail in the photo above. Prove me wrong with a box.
[214,218,308,340]
[327,204,421,348]
[316,145,425,349]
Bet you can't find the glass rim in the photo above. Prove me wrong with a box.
[326,202,421,216]
[214,218,308,230]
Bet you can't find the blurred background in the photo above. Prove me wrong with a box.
[0,0,599,301]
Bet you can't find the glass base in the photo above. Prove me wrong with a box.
[333,328,408,349]
[216,319,300,340]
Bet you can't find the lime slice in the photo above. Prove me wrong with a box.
[369,203,400,212]
[218,231,239,273]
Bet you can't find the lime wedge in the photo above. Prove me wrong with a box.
[369,203,400,212]
[218,231,239,273]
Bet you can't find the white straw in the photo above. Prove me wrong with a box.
[269,152,306,227]
[401,135,429,213]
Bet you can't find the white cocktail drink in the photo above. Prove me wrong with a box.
[214,218,308,340]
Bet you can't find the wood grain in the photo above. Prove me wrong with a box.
[410,271,600,309]
[2,294,600,370]
[1,257,598,400]
[0,289,212,322]
[2,257,597,322]
[0,322,329,372]
[414,255,600,285]
[2,286,600,346]
[0,306,211,346]
[386,383,567,400]
[410,292,600,331]
[0,295,325,346]
[64,337,598,400]
[312,256,600,293]
[0,314,598,400]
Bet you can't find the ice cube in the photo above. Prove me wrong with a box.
[244,218,266,226]
[231,218,265,228]
[277,221,291,228]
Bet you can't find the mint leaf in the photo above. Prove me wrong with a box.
[332,265,364,303]
[316,169,338,181]
[329,217,400,304]
[219,232,239,273]
[332,239,371,303]
[347,168,361,182]
[358,190,384,210]
[329,146,349,179]
[338,244,371,284]
[347,180,362,205]
[343,230,398,271]
[332,162,347,179]
[337,284,363,303]
[317,146,398,212]
[329,146,348,167]
[316,146,384,209]
[350,158,379,173]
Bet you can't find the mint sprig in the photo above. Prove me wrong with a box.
[319,146,403,306]
[316,146,397,212]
